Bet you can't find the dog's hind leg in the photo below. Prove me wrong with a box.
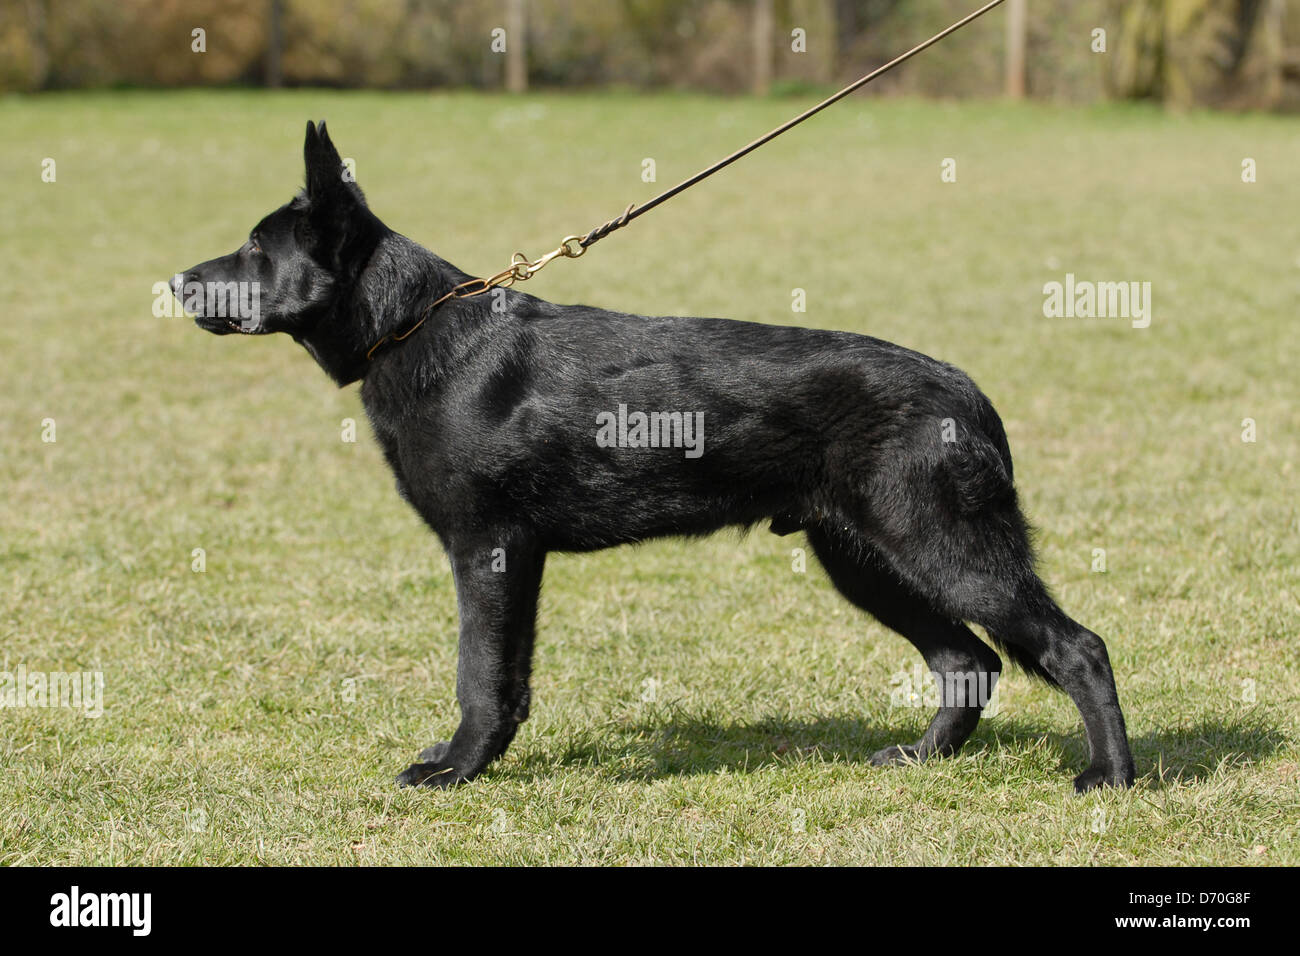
[849,433,1135,791]
[977,590,1136,793]
[807,526,1002,765]
[867,522,1134,791]
[397,525,544,788]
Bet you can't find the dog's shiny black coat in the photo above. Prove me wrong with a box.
[172,122,1135,792]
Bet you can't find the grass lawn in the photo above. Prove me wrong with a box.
[0,89,1296,865]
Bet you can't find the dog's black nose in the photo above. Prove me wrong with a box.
[169,272,185,296]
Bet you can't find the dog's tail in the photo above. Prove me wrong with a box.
[945,387,1063,688]
[975,399,1014,485]
[938,393,1017,518]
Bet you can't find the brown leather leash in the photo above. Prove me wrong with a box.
[366,0,1007,362]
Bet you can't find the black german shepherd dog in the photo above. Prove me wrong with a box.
[170,122,1134,793]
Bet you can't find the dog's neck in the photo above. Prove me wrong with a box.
[296,234,467,388]
[295,312,370,387]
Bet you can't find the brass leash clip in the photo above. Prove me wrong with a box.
[506,235,587,284]
[367,236,586,361]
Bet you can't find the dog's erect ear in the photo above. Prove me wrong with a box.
[304,119,365,206]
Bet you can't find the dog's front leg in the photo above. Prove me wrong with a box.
[397,526,544,789]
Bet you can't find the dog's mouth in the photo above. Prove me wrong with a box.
[193,315,261,335]
[173,274,263,335]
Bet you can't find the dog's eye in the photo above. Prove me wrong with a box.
[248,236,261,254]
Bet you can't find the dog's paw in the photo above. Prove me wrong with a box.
[1072,763,1136,794]
[396,743,468,789]
[870,743,922,767]
[396,760,462,789]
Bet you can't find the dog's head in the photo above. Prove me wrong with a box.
[170,121,383,339]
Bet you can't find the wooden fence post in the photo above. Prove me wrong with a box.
[1005,0,1027,98]
[754,0,774,95]
[506,0,527,93]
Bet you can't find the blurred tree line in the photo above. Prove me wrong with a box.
[1,0,1296,108]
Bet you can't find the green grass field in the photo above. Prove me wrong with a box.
[1,90,1296,865]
